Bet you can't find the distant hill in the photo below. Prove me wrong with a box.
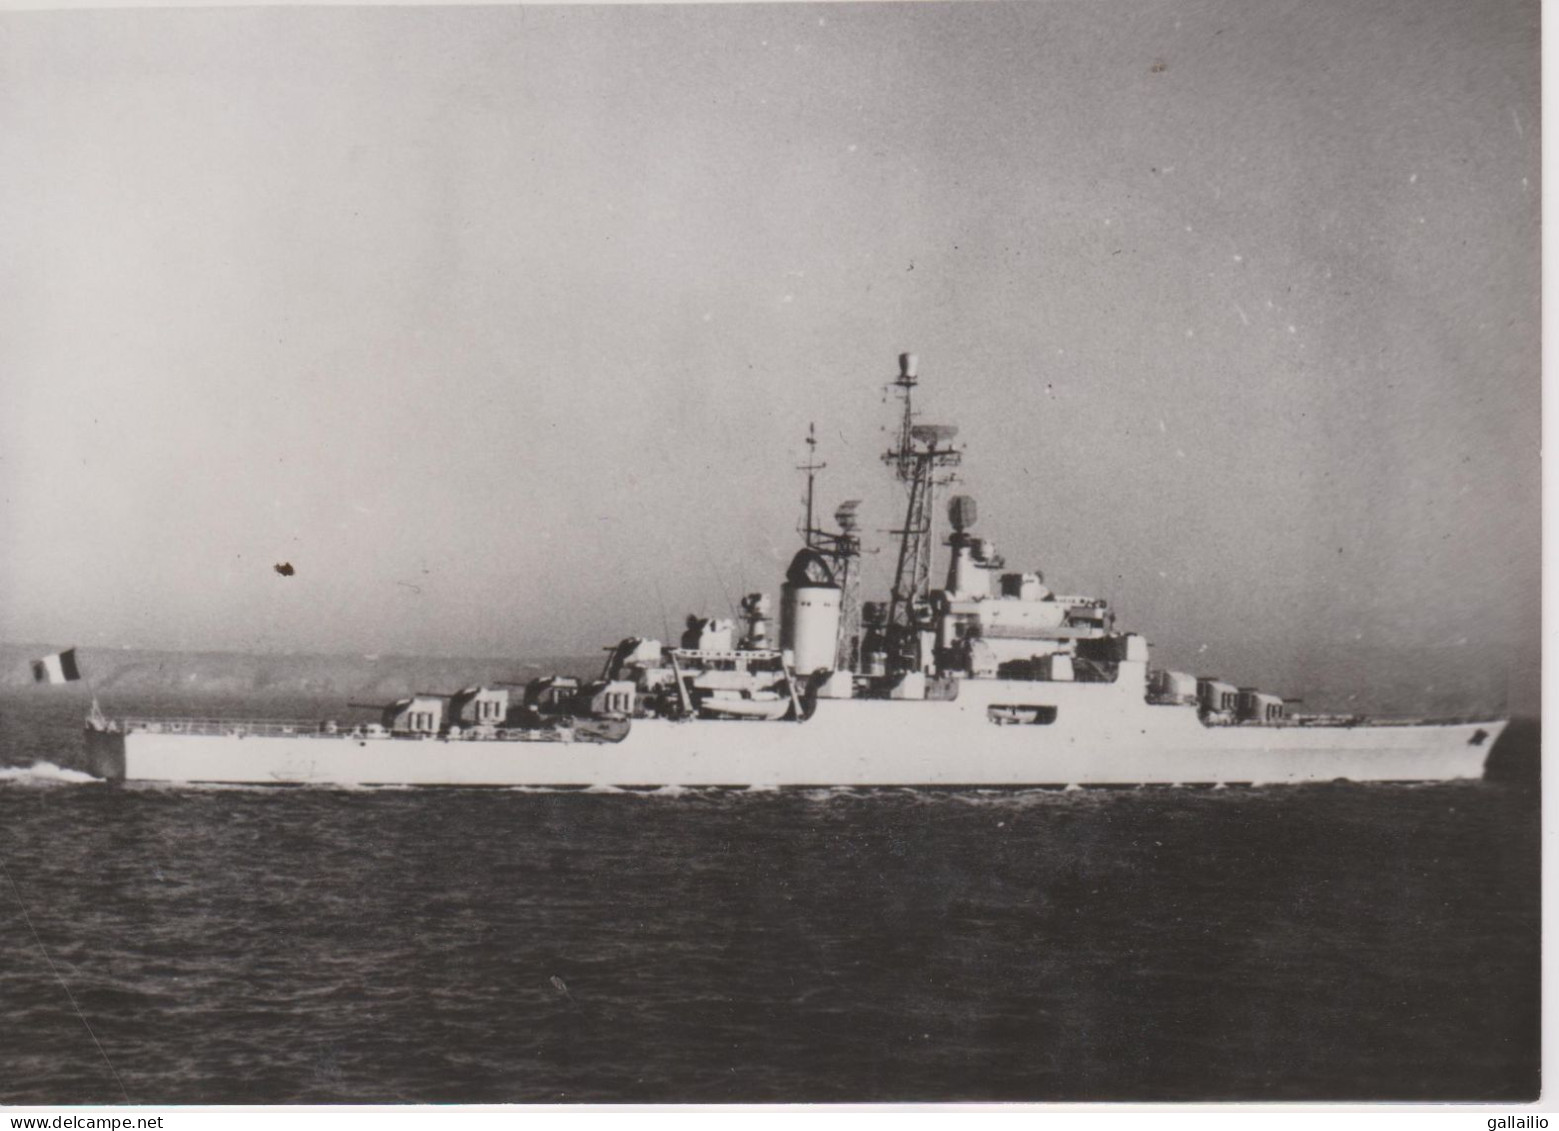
[0,644,604,702]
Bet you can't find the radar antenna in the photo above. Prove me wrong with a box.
[797,422,826,546]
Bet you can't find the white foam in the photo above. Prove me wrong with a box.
[801,786,864,802]
[127,781,304,793]
[0,761,103,785]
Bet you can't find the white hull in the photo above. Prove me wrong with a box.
[79,683,1503,786]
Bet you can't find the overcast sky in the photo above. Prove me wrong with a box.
[0,0,1539,710]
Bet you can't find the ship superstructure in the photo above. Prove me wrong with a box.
[71,353,1505,786]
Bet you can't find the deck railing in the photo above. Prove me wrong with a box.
[108,718,572,741]
[116,718,351,738]
[1200,714,1495,728]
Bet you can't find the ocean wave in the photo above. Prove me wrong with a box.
[123,780,296,794]
[0,761,103,786]
[800,786,867,802]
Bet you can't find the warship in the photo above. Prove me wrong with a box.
[71,354,1503,786]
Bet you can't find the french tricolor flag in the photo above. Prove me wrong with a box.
[32,648,82,685]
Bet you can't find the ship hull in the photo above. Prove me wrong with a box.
[77,698,1502,787]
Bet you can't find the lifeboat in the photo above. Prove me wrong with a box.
[697,693,791,721]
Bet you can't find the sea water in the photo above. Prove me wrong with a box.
[0,693,1539,1104]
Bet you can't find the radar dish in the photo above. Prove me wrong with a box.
[910,423,959,446]
[948,495,978,532]
[786,548,837,588]
[834,500,862,531]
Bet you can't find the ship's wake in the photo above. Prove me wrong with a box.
[0,761,104,786]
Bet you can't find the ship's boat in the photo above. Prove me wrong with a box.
[71,352,1506,787]
[696,696,790,722]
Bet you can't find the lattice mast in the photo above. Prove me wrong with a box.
[821,496,864,673]
[883,353,961,631]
